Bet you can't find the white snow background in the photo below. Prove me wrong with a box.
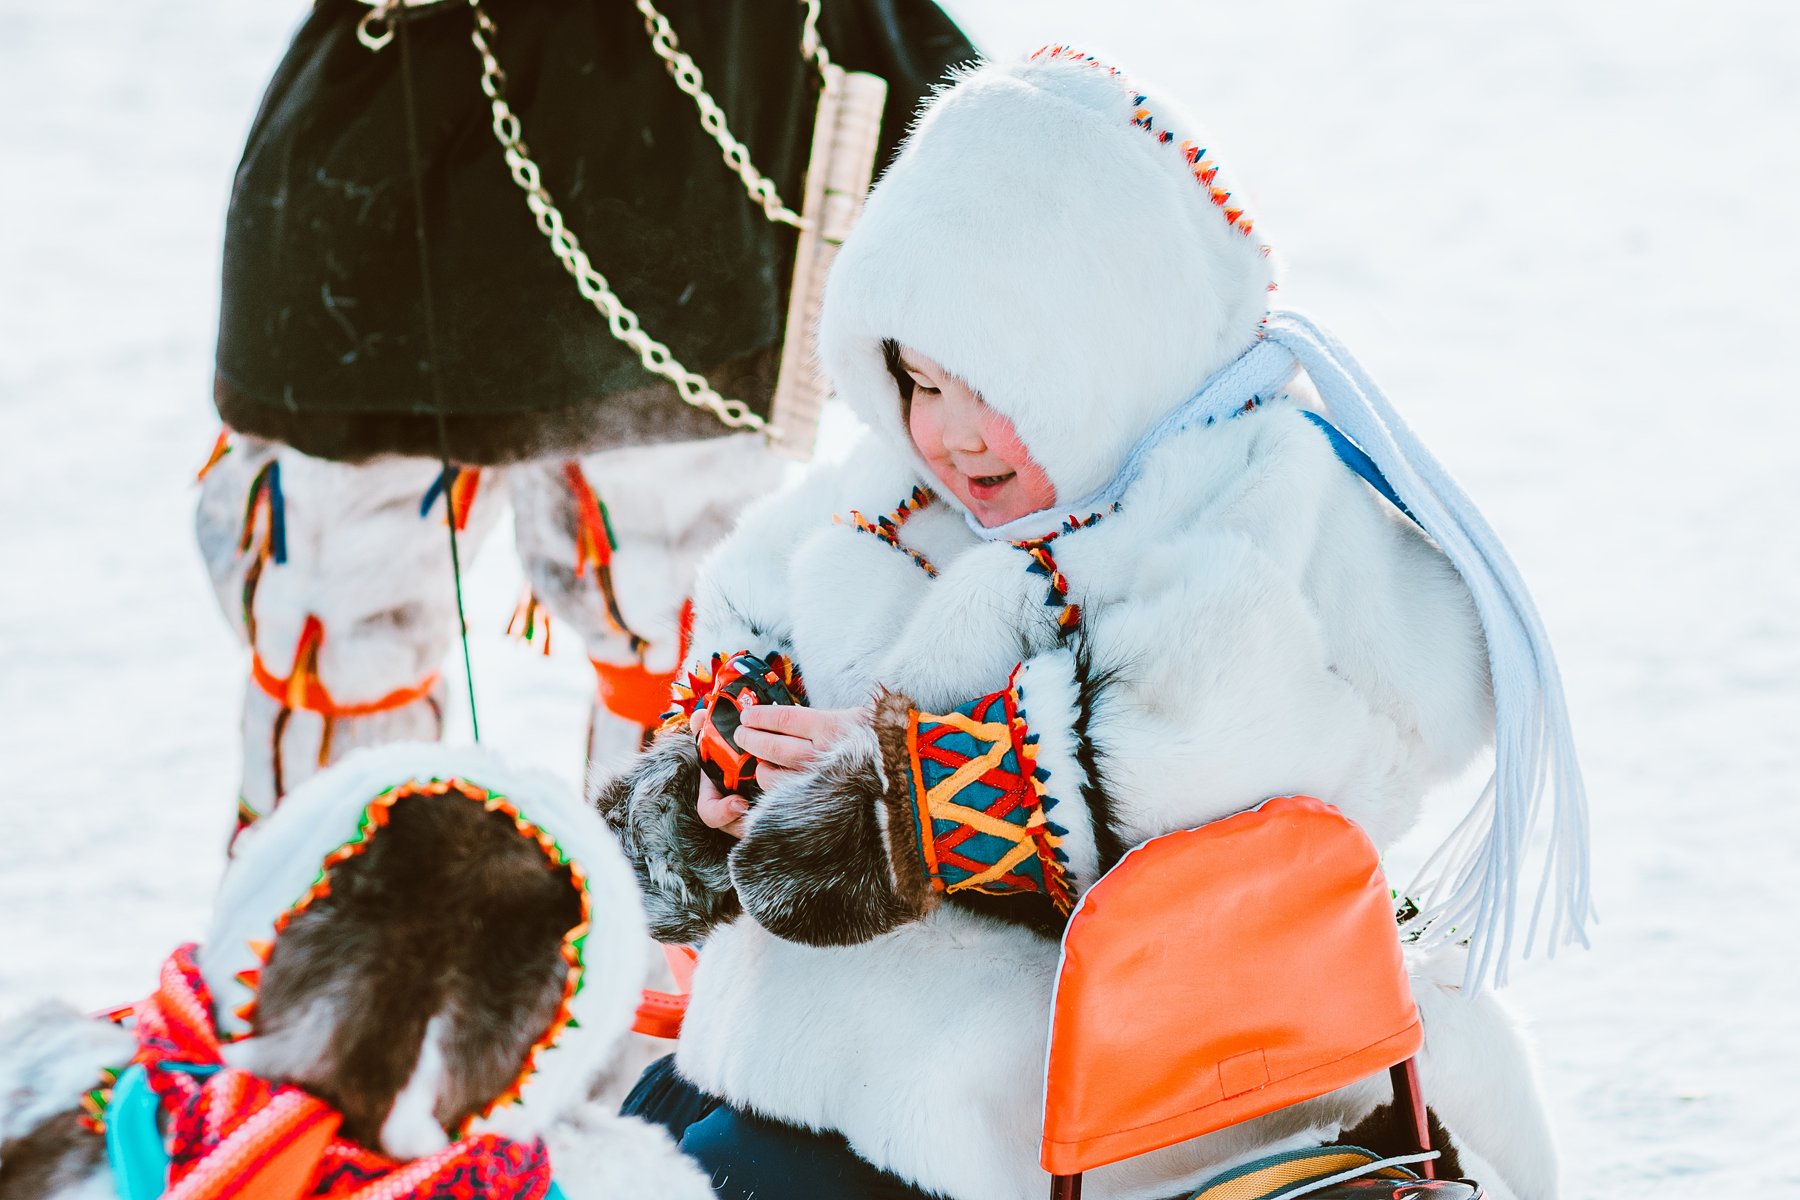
[2,2,1796,1195]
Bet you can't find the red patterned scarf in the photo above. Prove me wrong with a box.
[114,944,556,1200]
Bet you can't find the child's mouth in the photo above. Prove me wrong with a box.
[966,471,1015,499]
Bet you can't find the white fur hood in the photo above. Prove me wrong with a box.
[818,46,1275,510]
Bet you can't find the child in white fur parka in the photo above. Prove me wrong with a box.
[602,46,1585,1200]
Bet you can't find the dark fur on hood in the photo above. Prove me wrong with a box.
[248,792,583,1148]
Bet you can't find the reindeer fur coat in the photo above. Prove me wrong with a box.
[598,52,1558,1200]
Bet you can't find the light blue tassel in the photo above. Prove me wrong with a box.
[1261,312,1591,989]
[972,310,1592,991]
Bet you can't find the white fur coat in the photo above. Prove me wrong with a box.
[597,49,1556,1200]
[660,399,1528,1198]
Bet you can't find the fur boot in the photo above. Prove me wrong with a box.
[195,438,502,831]
[508,434,785,793]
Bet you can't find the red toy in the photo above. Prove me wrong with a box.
[693,652,803,800]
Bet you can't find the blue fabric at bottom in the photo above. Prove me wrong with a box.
[622,1055,942,1200]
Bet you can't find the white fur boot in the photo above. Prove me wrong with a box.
[1407,945,1561,1200]
[508,434,783,795]
[194,436,501,834]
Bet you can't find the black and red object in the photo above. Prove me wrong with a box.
[694,653,802,800]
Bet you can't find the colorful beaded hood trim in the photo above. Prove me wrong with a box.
[1011,506,1116,639]
[835,486,938,576]
[233,778,591,1123]
[1031,44,1271,261]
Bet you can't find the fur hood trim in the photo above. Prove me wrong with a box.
[818,46,1275,510]
[198,744,649,1136]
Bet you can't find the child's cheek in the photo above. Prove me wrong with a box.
[982,413,1057,509]
[908,401,940,459]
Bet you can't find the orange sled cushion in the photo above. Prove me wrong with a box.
[1040,796,1421,1176]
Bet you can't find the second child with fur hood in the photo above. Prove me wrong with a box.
[601,46,1586,1200]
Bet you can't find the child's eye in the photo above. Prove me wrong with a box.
[909,377,940,396]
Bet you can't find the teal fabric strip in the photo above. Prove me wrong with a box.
[104,1064,169,1200]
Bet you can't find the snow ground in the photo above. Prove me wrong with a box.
[2,2,1796,1195]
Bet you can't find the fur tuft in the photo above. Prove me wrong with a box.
[542,1105,714,1200]
[595,727,742,944]
[730,722,923,946]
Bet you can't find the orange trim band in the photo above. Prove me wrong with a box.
[592,658,683,729]
[251,653,438,720]
[905,708,944,890]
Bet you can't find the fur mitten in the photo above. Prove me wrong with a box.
[728,693,934,946]
[595,725,742,943]
[732,679,1082,947]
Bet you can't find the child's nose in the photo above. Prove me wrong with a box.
[944,418,986,454]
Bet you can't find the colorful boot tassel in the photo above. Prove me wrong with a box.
[238,459,287,566]
[420,464,482,531]
[506,588,553,656]
[196,428,232,482]
[562,462,647,656]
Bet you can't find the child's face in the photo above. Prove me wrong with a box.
[899,348,1057,527]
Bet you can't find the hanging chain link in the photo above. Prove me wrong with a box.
[634,0,808,228]
[800,0,832,77]
[358,0,839,433]
[357,0,453,51]
[466,0,771,431]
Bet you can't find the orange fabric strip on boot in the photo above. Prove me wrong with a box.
[251,616,439,718]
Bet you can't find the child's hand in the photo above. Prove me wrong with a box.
[696,770,750,839]
[733,705,856,773]
[693,706,858,840]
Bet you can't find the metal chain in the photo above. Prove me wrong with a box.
[357,0,454,51]
[634,0,808,228]
[800,0,832,77]
[466,0,766,431]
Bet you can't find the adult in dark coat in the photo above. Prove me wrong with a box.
[196,0,978,830]
[215,0,977,463]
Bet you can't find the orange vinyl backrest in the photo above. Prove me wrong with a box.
[1040,796,1421,1176]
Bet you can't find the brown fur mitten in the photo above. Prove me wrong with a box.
[728,693,934,946]
[595,725,741,943]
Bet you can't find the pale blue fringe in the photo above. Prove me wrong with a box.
[976,309,1594,990]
